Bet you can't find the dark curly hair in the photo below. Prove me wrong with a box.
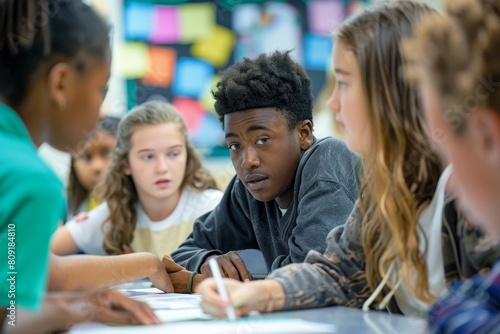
[212,50,313,130]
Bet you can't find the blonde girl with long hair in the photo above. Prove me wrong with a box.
[52,100,223,258]
[196,0,499,317]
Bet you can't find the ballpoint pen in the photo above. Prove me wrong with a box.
[208,257,237,321]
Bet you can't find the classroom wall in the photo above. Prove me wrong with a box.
[40,0,443,189]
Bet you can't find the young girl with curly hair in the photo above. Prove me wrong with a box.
[52,100,223,258]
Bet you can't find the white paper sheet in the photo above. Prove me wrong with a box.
[120,287,165,294]
[155,308,212,322]
[132,292,202,309]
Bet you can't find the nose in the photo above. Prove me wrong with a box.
[240,146,260,170]
[326,82,340,115]
[156,156,168,174]
[90,156,106,174]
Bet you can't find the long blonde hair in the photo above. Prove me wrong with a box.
[96,100,218,255]
[336,1,442,303]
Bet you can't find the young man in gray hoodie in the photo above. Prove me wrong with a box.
[171,51,361,281]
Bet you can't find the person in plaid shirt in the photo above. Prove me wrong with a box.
[405,0,500,332]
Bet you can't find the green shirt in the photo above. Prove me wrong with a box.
[0,103,64,311]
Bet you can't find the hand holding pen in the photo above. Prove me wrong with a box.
[208,258,237,320]
[197,261,286,319]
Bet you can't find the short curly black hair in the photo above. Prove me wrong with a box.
[212,50,313,130]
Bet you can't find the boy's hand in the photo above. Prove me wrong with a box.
[148,268,174,294]
[200,252,252,281]
[162,255,204,293]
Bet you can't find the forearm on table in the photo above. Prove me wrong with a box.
[269,257,363,310]
[48,252,163,291]
[262,280,286,312]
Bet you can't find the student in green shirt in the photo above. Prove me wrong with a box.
[0,0,173,332]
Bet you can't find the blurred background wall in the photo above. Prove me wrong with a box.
[40,0,443,189]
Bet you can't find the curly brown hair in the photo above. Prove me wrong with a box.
[95,101,218,255]
[404,0,500,134]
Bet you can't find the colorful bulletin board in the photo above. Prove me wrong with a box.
[118,0,371,156]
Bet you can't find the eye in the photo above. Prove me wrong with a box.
[337,81,346,90]
[227,143,241,151]
[102,150,112,159]
[256,138,269,145]
[169,151,181,158]
[142,154,154,161]
[78,154,92,162]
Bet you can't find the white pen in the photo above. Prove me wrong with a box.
[208,257,237,321]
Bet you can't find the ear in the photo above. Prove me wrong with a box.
[297,120,313,151]
[47,62,71,109]
[122,160,132,176]
[472,107,500,169]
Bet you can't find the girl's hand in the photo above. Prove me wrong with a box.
[85,289,161,325]
[140,253,174,293]
[53,289,161,326]
[197,278,285,318]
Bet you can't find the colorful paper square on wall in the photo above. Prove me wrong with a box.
[179,3,215,43]
[116,42,149,79]
[125,2,154,40]
[304,33,332,71]
[192,113,224,149]
[142,47,176,87]
[232,3,261,34]
[308,0,344,35]
[233,2,303,65]
[172,58,213,98]
[173,98,205,133]
[151,6,181,43]
[191,26,235,67]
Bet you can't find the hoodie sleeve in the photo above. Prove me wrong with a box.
[268,204,372,310]
[171,176,259,271]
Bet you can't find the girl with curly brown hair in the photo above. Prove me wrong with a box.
[52,100,223,258]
